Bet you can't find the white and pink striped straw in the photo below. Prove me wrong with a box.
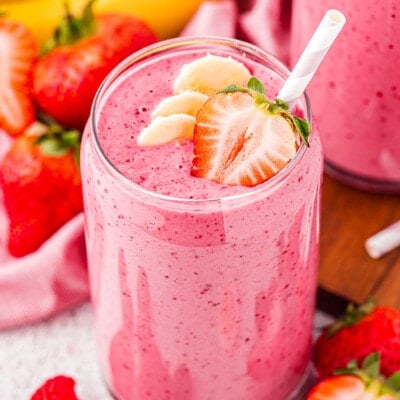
[365,220,400,259]
[278,9,346,108]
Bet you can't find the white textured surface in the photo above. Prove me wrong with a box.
[0,302,334,399]
[0,303,112,400]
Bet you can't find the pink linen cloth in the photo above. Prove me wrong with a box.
[0,0,292,329]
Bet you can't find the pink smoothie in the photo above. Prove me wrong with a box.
[291,1,400,192]
[81,38,323,400]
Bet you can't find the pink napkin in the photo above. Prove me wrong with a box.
[0,0,291,329]
[180,0,238,38]
[239,0,292,64]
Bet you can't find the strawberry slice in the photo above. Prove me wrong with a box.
[191,90,300,186]
[0,18,38,137]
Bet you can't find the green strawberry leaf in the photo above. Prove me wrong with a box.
[275,98,289,111]
[362,352,380,379]
[387,372,400,393]
[247,77,265,95]
[36,136,69,156]
[61,130,81,148]
[292,116,310,146]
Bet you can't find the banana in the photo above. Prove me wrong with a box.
[137,114,195,146]
[139,55,252,146]
[151,91,208,118]
[173,54,252,96]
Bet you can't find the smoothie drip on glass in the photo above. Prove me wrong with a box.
[81,38,323,400]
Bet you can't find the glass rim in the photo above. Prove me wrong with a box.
[90,36,312,205]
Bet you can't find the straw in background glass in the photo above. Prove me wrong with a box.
[365,220,400,259]
[278,9,346,109]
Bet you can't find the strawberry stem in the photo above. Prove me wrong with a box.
[34,114,81,163]
[327,298,376,337]
[219,77,311,146]
[41,0,97,55]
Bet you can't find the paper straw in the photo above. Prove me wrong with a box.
[365,220,400,259]
[278,9,346,108]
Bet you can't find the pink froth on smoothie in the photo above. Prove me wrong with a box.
[291,1,400,192]
[81,38,323,400]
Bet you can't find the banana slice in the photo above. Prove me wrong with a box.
[173,54,252,96]
[152,91,208,118]
[137,114,195,146]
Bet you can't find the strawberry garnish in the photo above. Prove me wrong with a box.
[0,17,38,136]
[0,118,83,257]
[307,353,400,400]
[191,77,310,186]
[30,375,79,400]
[33,0,157,130]
[313,299,400,379]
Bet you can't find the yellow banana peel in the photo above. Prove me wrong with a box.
[0,0,205,43]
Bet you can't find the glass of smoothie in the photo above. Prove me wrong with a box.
[81,37,323,400]
[290,1,400,193]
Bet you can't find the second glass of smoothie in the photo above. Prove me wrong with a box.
[81,37,323,400]
[291,0,400,193]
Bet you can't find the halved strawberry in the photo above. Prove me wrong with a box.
[307,353,400,400]
[191,78,309,186]
[0,18,38,136]
[307,375,399,400]
[308,375,369,399]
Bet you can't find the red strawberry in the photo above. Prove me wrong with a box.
[307,353,400,400]
[31,375,79,400]
[0,120,83,257]
[0,17,38,136]
[33,1,157,130]
[191,78,310,186]
[313,299,400,379]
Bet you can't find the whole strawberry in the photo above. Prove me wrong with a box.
[0,17,38,136]
[31,375,79,400]
[0,120,83,257]
[313,299,400,379]
[33,0,157,130]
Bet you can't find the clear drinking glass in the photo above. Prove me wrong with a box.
[81,37,323,400]
[291,1,400,193]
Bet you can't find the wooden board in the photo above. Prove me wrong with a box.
[319,174,400,309]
